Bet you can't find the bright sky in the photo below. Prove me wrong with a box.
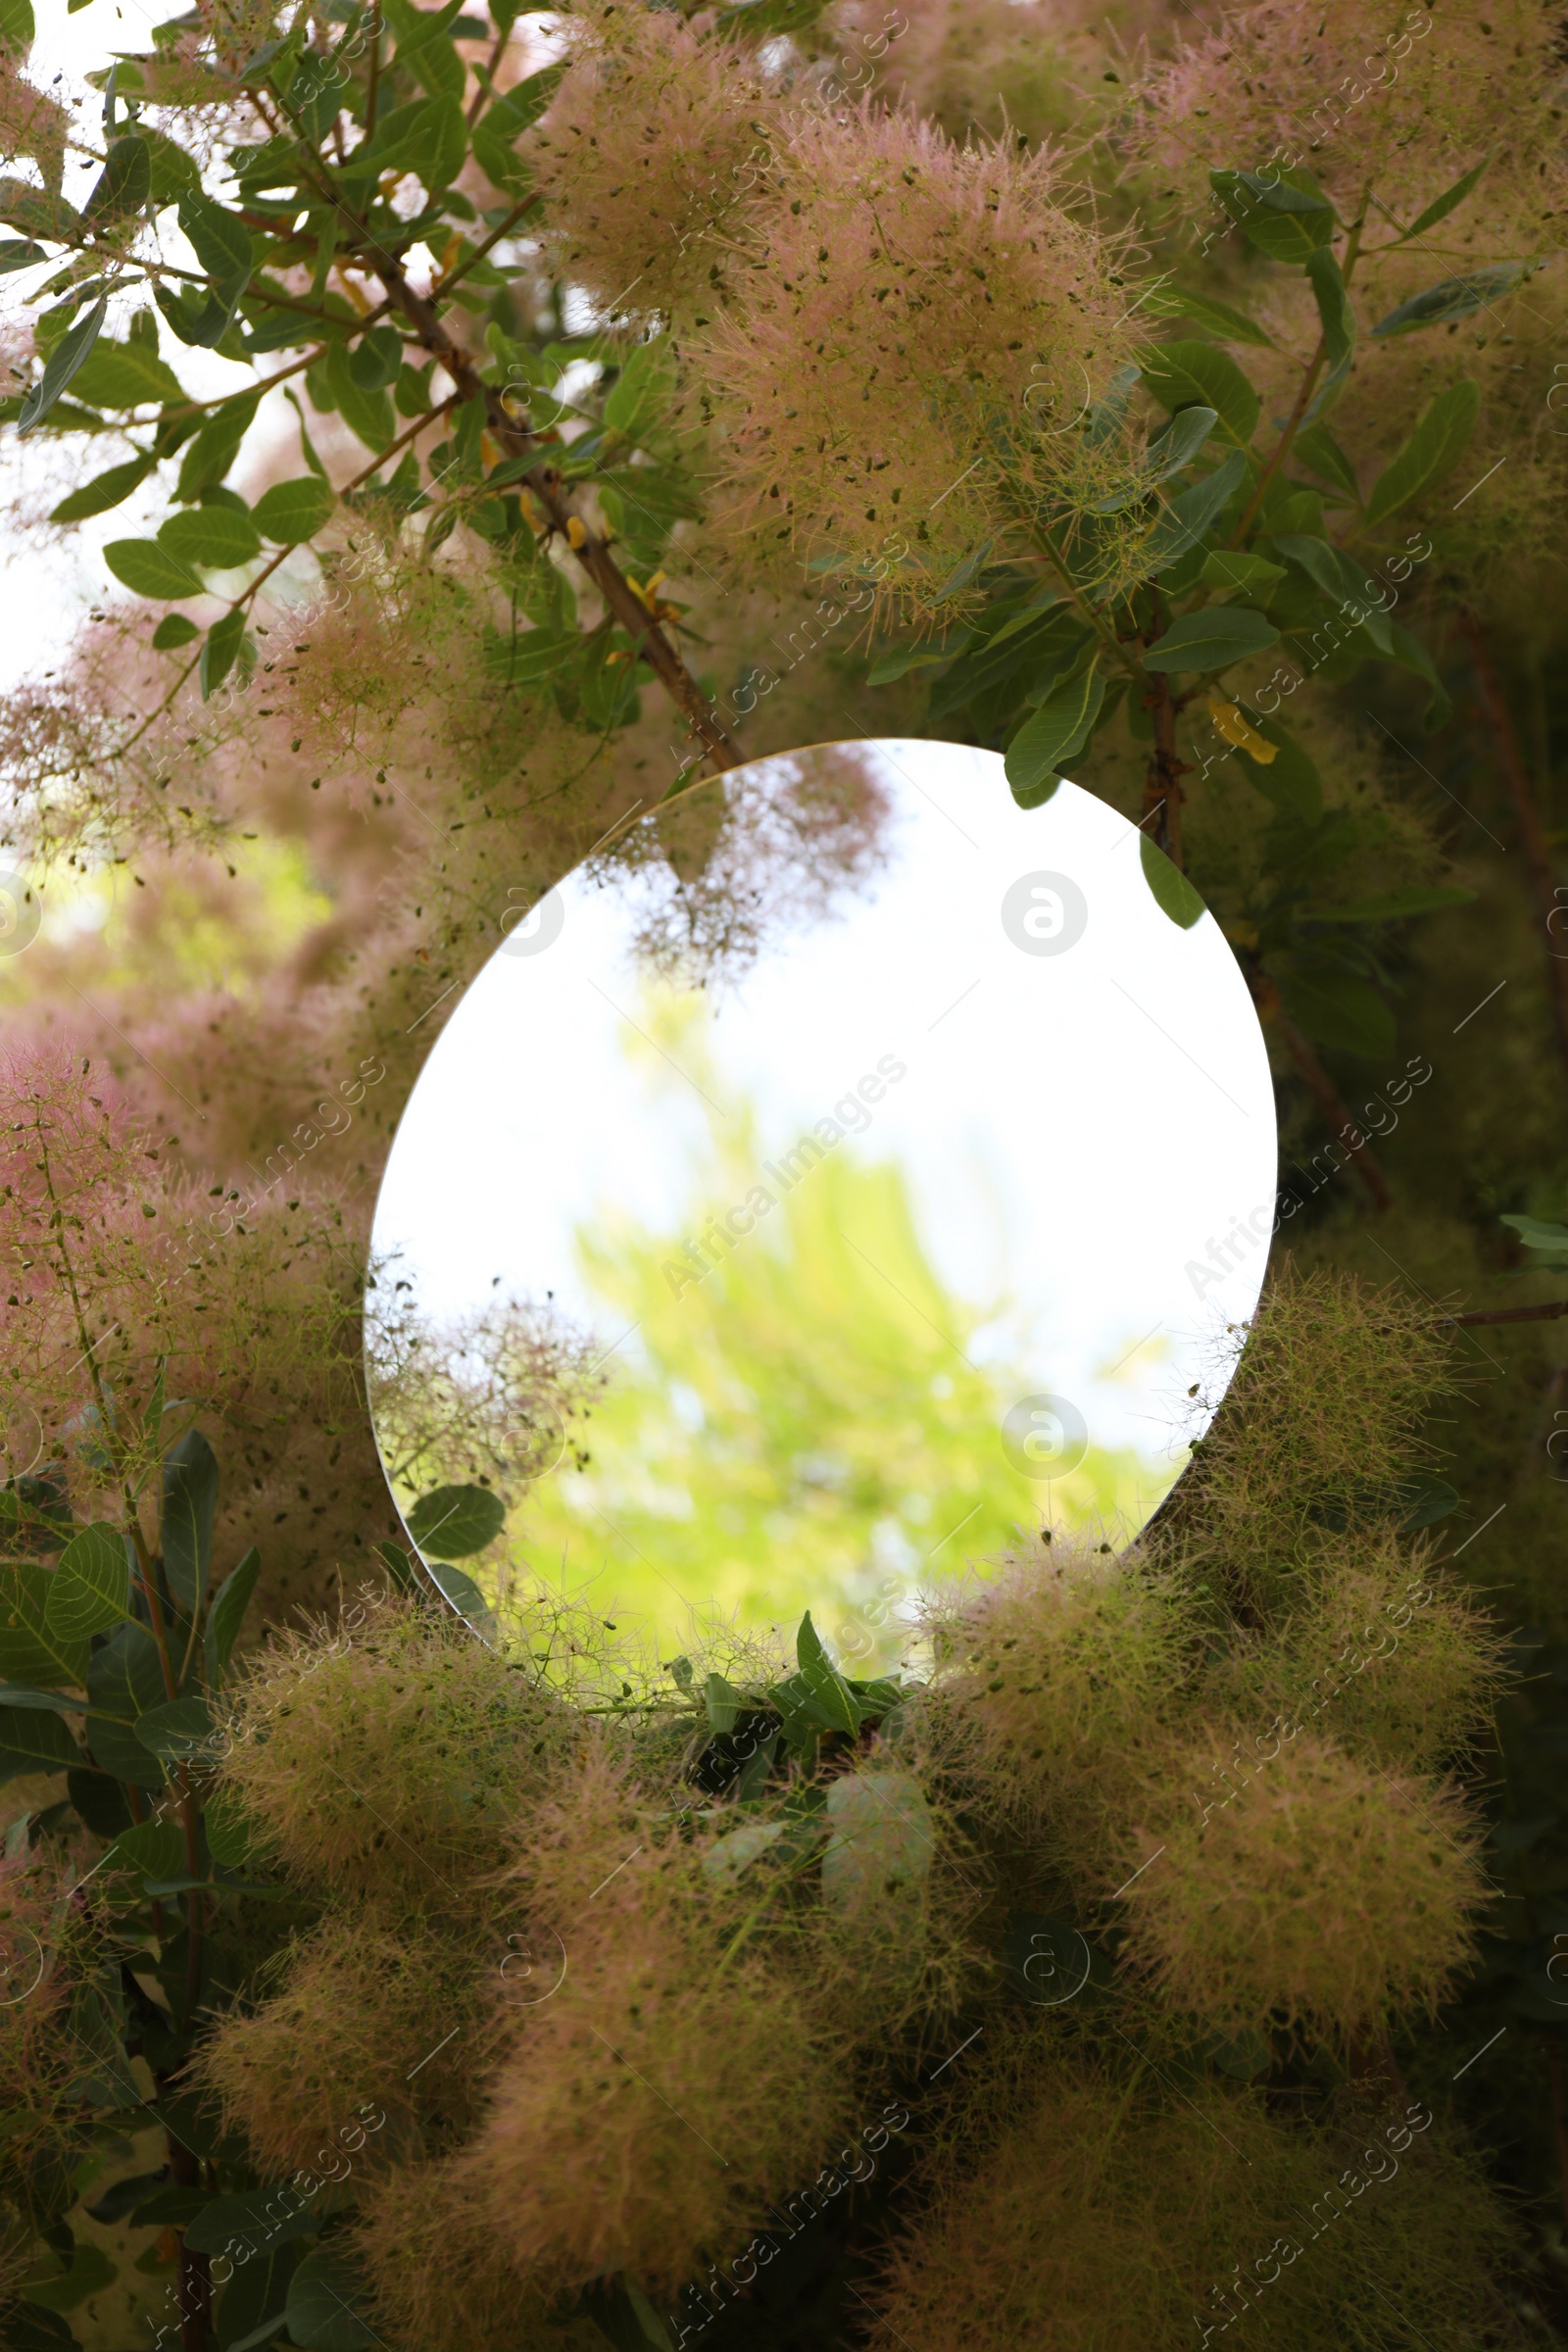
[373,741,1278,1505]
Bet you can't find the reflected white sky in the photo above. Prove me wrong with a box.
[372,742,1278,1484]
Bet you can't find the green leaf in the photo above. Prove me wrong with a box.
[1371,263,1532,339]
[578,2279,677,2352]
[142,125,201,203]
[1292,423,1359,501]
[704,1671,741,1735]
[214,2241,299,2352]
[1143,606,1278,672]
[1200,549,1285,590]
[105,537,204,599]
[0,0,33,61]
[363,91,468,191]
[44,1522,130,1640]
[0,1684,87,1714]
[349,324,404,394]
[1145,283,1275,347]
[1209,167,1336,262]
[324,338,394,453]
[1304,246,1354,369]
[186,2192,318,2260]
[1096,405,1217,513]
[134,1694,214,1763]
[175,390,261,500]
[1274,962,1395,1057]
[1140,836,1206,929]
[471,62,564,191]
[422,1557,497,1636]
[1502,1213,1568,1263]
[284,2246,376,2352]
[49,453,156,522]
[1396,154,1492,243]
[284,386,329,481]
[159,505,261,570]
[161,1428,218,1613]
[0,236,46,272]
[199,609,247,701]
[18,295,107,436]
[406,1484,505,1558]
[68,1767,131,1839]
[206,1546,260,1690]
[1312,884,1476,922]
[152,612,200,650]
[1234,715,1323,822]
[393,0,466,97]
[1364,378,1479,524]
[82,133,150,223]
[1142,447,1248,576]
[71,336,185,409]
[1272,533,1394,654]
[107,1819,186,1888]
[20,2240,116,2314]
[86,1622,171,1788]
[177,193,254,308]
[793,1610,862,1735]
[702,1816,790,1884]
[820,1768,933,1910]
[0,1565,89,1687]
[202,1788,255,1870]
[0,177,79,241]
[1137,339,1259,448]
[867,637,964,686]
[0,1703,77,1784]
[1384,618,1451,729]
[252,475,335,543]
[1004,663,1106,805]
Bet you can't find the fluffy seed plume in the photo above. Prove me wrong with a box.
[527,4,783,322]
[219,1592,579,1902]
[697,106,1139,615]
[1117,1726,1485,2041]
[447,1745,858,2299]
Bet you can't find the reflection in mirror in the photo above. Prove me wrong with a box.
[368,739,1277,1672]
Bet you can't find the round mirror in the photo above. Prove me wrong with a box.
[368,739,1277,1669]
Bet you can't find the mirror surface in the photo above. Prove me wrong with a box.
[368,739,1277,1668]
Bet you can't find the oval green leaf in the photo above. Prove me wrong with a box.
[1139,836,1206,930]
[1136,339,1260,449]
[1143,607,1278,673]
[285,2246,377,2352]
[252,474,336,544]
[1364,379,1479,526]
[105,538,204,600]
[50,453,157,523]
[159,505,262,570]
[43,1521,130,1639]
[405,1483,506,1557]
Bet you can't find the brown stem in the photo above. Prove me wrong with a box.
[1252,979,1393,1210]
[1457,609,1568,1088]
[430,195,540,302]
[466,29,509,125]
[1142,672,1188,863]
[372,260,741,768]
[166,2121,212,2351]
[1439,1298,1568,1328]
[1227,334,1327,552]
